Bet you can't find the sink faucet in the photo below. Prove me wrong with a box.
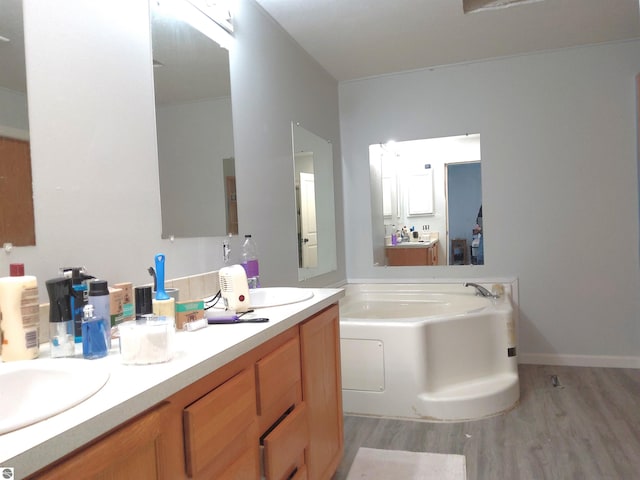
[464,282,499,298]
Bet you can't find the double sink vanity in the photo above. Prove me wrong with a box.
[0,287,344,480]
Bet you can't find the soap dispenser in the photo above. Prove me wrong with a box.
[46,277,75,358]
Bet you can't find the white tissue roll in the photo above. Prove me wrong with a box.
[119,319,175,365]
[0,276,40,362]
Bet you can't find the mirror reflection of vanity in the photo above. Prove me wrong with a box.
[370,134,483,267]
[150,0,237,238]
[292,122,338,281]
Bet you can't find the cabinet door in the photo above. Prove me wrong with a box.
[299,304,343,480]
[29,403,170,480]
[183,369,259,479]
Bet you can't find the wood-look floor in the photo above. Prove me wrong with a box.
[333,364,640,480]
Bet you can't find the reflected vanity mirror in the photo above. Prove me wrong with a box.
[151,0,237,238]
[0,0,35,246]
[292,122,338,280]
[370,134,483,267]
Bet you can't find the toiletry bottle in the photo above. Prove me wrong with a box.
[82,304,108,359]
[0,264,40,361]
[46,277,75,358]
[89,280,111,349]
[241,234,260,289]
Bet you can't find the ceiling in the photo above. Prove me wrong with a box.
[254,0,640,81]
[2,0,638,94]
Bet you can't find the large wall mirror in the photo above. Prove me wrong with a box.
[292,122,338,280]
[370,134,483,267]
[151,0,237,238]
[0,0,35,246]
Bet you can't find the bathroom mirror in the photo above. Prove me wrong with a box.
[151,0,237,238]
[292,122,338,280]
[0,0,35,246]
[370,134,483,267]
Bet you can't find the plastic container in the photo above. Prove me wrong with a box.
[118,316,175,365]
[89,280,111,349]
[241,234,260,289]
[0,264,40,361]
[82,304,108,359]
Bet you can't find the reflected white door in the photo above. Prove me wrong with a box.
[300,172,318,268]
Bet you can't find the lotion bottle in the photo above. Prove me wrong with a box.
[0,264,40,362]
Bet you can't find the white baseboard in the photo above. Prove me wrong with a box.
[519,353,640,369]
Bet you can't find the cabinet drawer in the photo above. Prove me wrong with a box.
[183,369,258,478]
[256,336,302,430]
[263,402,309,480]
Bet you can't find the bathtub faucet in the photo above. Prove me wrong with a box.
[464,282,499,299]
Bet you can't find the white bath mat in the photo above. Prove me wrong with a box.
[345,447,467,480]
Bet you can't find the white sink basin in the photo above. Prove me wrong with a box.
[249,287,314,308]
[0,358,110,434]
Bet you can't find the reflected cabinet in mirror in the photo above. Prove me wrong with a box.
[0,0,35,246]
[292,123,338,281]
[151,0,237,238]
[370,134,483,267]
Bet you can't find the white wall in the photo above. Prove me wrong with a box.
[340,40,640,366]
[230,0,345,287]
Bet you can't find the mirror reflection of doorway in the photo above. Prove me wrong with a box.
[292,122,338,280]
[446,161,482,265]
[299,171,318,268]
[225,175,238,235]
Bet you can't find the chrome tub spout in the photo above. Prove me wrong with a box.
[464,282,499,298]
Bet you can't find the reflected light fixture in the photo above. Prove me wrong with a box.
[188,0,235,33]
[463,0,543,13]
[156,0,234,50]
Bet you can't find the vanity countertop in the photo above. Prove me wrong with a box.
[0,287,344,478]
[386,239,439,248]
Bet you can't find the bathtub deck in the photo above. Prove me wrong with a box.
[334,364,640,480]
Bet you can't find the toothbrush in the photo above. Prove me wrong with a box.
[207,316,269,324]
[154,254,169,300]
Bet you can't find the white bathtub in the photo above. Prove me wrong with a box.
[339,283,519,421]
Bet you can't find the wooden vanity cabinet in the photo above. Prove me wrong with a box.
[300,304,343,480]
[26,402,173,480]
[386,244,438,266]
[26,304,342,480]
